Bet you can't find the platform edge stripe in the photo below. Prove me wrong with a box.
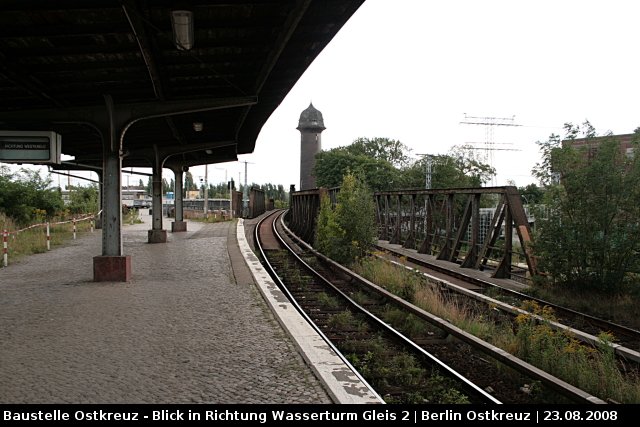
[235,219,383,404]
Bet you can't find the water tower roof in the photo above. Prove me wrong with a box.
[297,102,325,130]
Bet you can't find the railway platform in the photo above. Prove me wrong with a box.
[0,210,378,404]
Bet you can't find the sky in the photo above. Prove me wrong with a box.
[204,0,640,189]
[5,0,640,190]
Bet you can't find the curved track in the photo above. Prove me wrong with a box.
[256,210,607,404]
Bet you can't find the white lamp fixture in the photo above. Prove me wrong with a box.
[171,10,194,51]
[193,122,203,132]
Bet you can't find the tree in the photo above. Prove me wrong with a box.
[518,183,544,205]
[184,171,197,192]
[68,184,99,214]
[0,169,64,224]
[531,123,640,291]
[399,151,494,189]
[315,194,343,259]
[145,176,152,196]
[315,173,375,265]
[257,183,288,202]
[315,149,399,191]
[448,145,496,186]
[162,178,172,194]
[347,137,412,167]
[315,137,495,192]
[314,137,413,191]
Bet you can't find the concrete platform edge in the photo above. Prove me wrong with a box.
[236,219,382,404]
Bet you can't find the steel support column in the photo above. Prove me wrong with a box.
[171,167,187,232]
[93,95,131,281]
[504,186,538,276]
[102,151,123,255]
[494,203,513,278]
[148,147,167,243]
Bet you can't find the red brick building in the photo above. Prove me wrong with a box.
[567,133,636,160]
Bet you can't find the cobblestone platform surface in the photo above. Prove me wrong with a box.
[0,213,331,403]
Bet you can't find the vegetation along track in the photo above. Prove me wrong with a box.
[255,210,604,404]
[373,244,640,365]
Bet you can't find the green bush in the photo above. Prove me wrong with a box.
[0,169,63,225]
[315,173,375,265]
[67,184,99,215]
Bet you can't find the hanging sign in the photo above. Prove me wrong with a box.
[0,131,62,164]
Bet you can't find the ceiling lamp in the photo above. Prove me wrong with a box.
[193,122,203,132]
[171,10,194,51]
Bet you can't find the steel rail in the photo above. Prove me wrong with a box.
[254,210,384,404]
[266,212,501,404]
[280,214,607,404]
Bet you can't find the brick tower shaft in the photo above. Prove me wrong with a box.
[297,103,325,191]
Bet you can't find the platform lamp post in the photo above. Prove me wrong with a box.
[242,161,249,218]
[240,160,254,218]
[203,163,208,218]
[228,175,233,219]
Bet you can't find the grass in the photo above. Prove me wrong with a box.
[188,212,231,223]
[527,284,640,330]
[342,335,470,404]
[327,310,369,333]
[352,254,640,403]
[510,301,640,403]
[380,306,429,338]
[122,209,144,225]
[316,291,341,309]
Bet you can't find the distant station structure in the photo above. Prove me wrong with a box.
[297,103,325,190]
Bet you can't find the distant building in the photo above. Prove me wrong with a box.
[61,186,150,207]
[297,103,325,191]
[186,190,200,199]
[566,133,636,160]
[121,187,149,207]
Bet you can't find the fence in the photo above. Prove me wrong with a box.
[2,212,98,267]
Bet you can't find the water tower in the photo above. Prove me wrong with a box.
[297,102,325,190]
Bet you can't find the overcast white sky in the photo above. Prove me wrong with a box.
[221,0,640,189]
[6,0,640,190]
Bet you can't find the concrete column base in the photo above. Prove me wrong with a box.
[148,229,167,243]
[93,255,131,282]
[171,221,187,232]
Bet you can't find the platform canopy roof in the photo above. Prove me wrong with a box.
[0,0,364,170]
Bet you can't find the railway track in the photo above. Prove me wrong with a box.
[372,243,640,365]
[255,210,605,404]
